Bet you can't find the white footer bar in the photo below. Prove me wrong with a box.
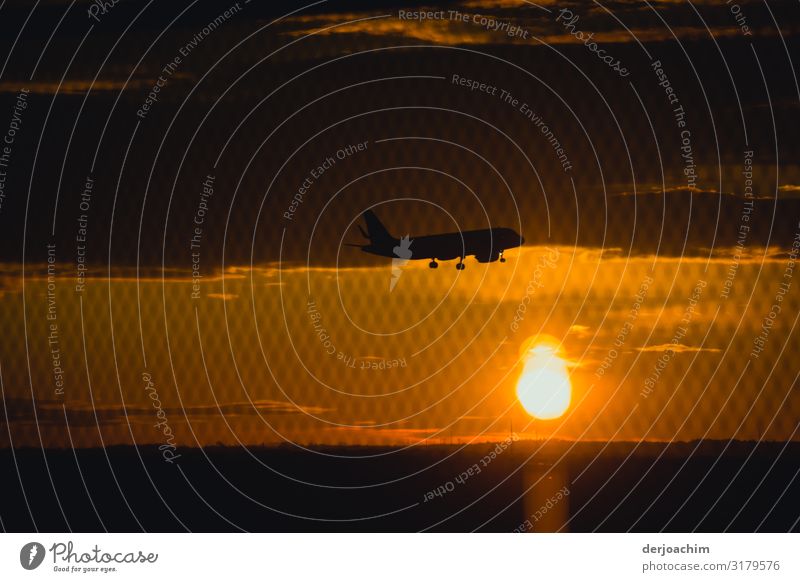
[1,533,795,581]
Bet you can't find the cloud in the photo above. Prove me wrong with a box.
[462,0,555,7]
[329,425,440,444]
[328,424,517,445]
[568,324,592,338]
[699,245,798,261]
[0,67,198,96]
[280,4,782,48]
[206,293,239,301]
[0,78,187,95]
[283,15,507,46]
[621,184,800,201]
[2,398,333,427]
[636,343,720,354]
[613,184,725,197]
[777,185,800,198]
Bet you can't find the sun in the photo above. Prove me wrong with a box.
[516,337,572,420]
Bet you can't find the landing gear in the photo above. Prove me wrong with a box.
[429,260,438,269]
[500,250,506,263]
[456,259,465,270]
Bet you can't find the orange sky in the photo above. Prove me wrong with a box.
[2,243,798,449]
[1,0,800,451]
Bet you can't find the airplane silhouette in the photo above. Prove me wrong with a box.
[350,210,525,269]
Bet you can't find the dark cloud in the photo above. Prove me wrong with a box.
[1,397,332,427]
[0,0,798,272]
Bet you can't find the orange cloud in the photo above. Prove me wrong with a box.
[0,75,192,95]
[281,10,781,47]
[636,343,720,353]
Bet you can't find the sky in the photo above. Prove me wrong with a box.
[1,0,799,448]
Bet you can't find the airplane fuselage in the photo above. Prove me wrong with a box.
[361,227,524,263]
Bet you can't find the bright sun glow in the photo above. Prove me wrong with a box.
[516,338,572,420]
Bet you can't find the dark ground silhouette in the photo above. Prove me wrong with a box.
[1,440,797,532]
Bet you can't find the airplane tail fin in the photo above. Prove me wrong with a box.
[362,210,394,245]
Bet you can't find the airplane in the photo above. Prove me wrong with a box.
[350,209,525,269]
